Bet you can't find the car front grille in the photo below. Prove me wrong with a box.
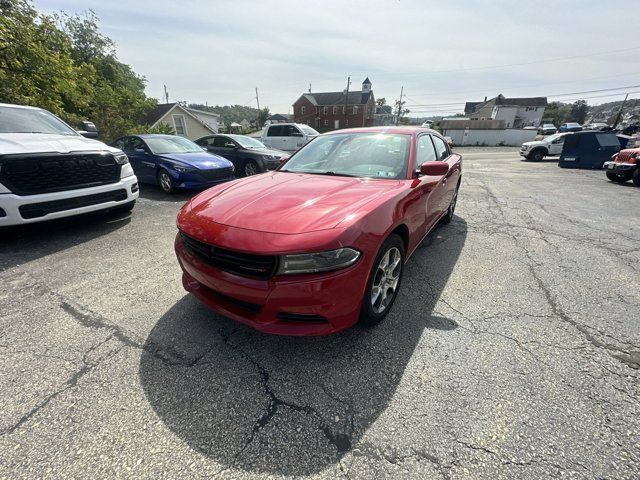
[197,167,235,181]
[0,152,121,196]
[180,232,278,279]
[19,189,128,219]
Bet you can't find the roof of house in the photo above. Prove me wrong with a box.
[298,90,373,106]
[142,103,220,126]
[376,105,393,115]
[363,77,371,84]
[268,113,290,121]
[464,102,483,114]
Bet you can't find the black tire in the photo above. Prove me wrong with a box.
[606,171,631,183]
[242,159,260,177]
[440,184,459,224]
[110,200,136,214]
[528,149,545,162]
[633,168,640,187]
[359,234,405,327]
[157,169,175,193]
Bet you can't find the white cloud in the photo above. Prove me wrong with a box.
[37,0,640,115]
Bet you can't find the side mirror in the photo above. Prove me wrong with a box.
[78,121,99,138]
[419,161,449,176]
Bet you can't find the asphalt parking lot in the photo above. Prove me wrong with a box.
[1,147,639,479]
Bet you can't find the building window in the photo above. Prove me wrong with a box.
[323,106,327,114]
[324,119,328,126]
[301,106,306,115]
[172,114,187,136]
[353,106,358,115]
[333,106,337,114]
[342,106,346,114]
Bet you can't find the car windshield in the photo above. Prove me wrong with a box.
[145,136,204,154]
[299,125,319,136]
[228,135,267,149]
[0,105,78,135]
[280,133,410,179]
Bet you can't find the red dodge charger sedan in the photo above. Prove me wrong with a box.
[175,127,462,335]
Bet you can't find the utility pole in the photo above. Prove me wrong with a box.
[343,76,351,127]
[395,86,404,126]
[255,88,260,111]
[309,83,312,93]
[612,93,629,129]
[163,85,169,104]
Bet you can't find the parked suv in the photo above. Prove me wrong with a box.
[519,132,571,161]
[604,147,640,186]
[559,122,583,133]
[0,103,138,226]
[538,123,557,135]
[261,123,319,152]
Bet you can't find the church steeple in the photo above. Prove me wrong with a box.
[362,77,371,94]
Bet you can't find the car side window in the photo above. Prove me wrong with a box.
[285,125,302,137]
[129,137,146,151]
[196,137,212,147]
[432,136,450,161]
[112,138,125,150]
[267,125,283,137]
[212,136,228,147]
[415,135,437,170]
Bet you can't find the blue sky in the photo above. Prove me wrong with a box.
[37,0,640,116]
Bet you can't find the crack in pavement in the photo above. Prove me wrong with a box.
[1,335,121,436]
[217,329,354,462]
[353,442,451,479]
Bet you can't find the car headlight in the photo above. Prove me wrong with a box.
[277,248,360,275]
[173,165,195,173]
[113,153,129,165]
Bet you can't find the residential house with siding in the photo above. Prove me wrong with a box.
[464,94,547,128]
[142,103,220,140]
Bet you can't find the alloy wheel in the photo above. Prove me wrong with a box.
[159,172,172,192]
[244,161,259,176]
[371,247,402,314]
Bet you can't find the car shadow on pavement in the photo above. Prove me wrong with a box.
[0,210,132,272]
[137,184,209,203]
[139,217,467,476]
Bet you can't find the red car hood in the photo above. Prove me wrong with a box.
[187,172,403,234]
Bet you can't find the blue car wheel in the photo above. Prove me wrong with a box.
[158,169,175,193]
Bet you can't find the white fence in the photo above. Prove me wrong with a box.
[442,128,537,146]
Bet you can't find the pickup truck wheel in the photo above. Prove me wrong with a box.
[157,169,175,193]
[528,149,545,162]
[606,171,631,183]
[359,234,405,328]
[243,159,260,177]
[633,168,640,187]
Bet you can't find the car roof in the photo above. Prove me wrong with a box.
[323,126,440,136]
[135,134,184,139]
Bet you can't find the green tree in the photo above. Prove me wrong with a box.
[0,0,156,141]
[257,107,270,126]
[569,100,588,124]
[543,101,571,126]
[376,97,386,107]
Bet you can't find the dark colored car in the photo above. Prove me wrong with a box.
[558,131,622,169]
[559,122,583,133]
[175,126,462,336]
[604,147,640,186]
[111,135,234,193]
[195,134,289,177]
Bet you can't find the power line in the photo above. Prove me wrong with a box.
[388,46,640,77]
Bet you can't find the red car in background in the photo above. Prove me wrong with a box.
[175,127,462,335]
[605,147,640,186]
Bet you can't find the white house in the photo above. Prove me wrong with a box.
[142,103,220,140]
[464,94,547,128]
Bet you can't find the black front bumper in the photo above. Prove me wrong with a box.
[604,161,637,175]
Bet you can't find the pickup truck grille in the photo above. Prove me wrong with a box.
[0,152,121,196]
[180,232,278,279]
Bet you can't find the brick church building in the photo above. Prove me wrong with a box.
[292,78,376,132]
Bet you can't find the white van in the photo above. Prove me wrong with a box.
[261,123,319,152]
[0,103,138,226]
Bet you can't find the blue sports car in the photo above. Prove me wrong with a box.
[111,134,235,193]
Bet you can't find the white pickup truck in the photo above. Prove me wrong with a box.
[261,123,319,152]
[519,132,571,161]
[0,103,139,226]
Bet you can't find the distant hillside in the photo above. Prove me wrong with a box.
[588,98,640,119]
[189,104,259,125]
